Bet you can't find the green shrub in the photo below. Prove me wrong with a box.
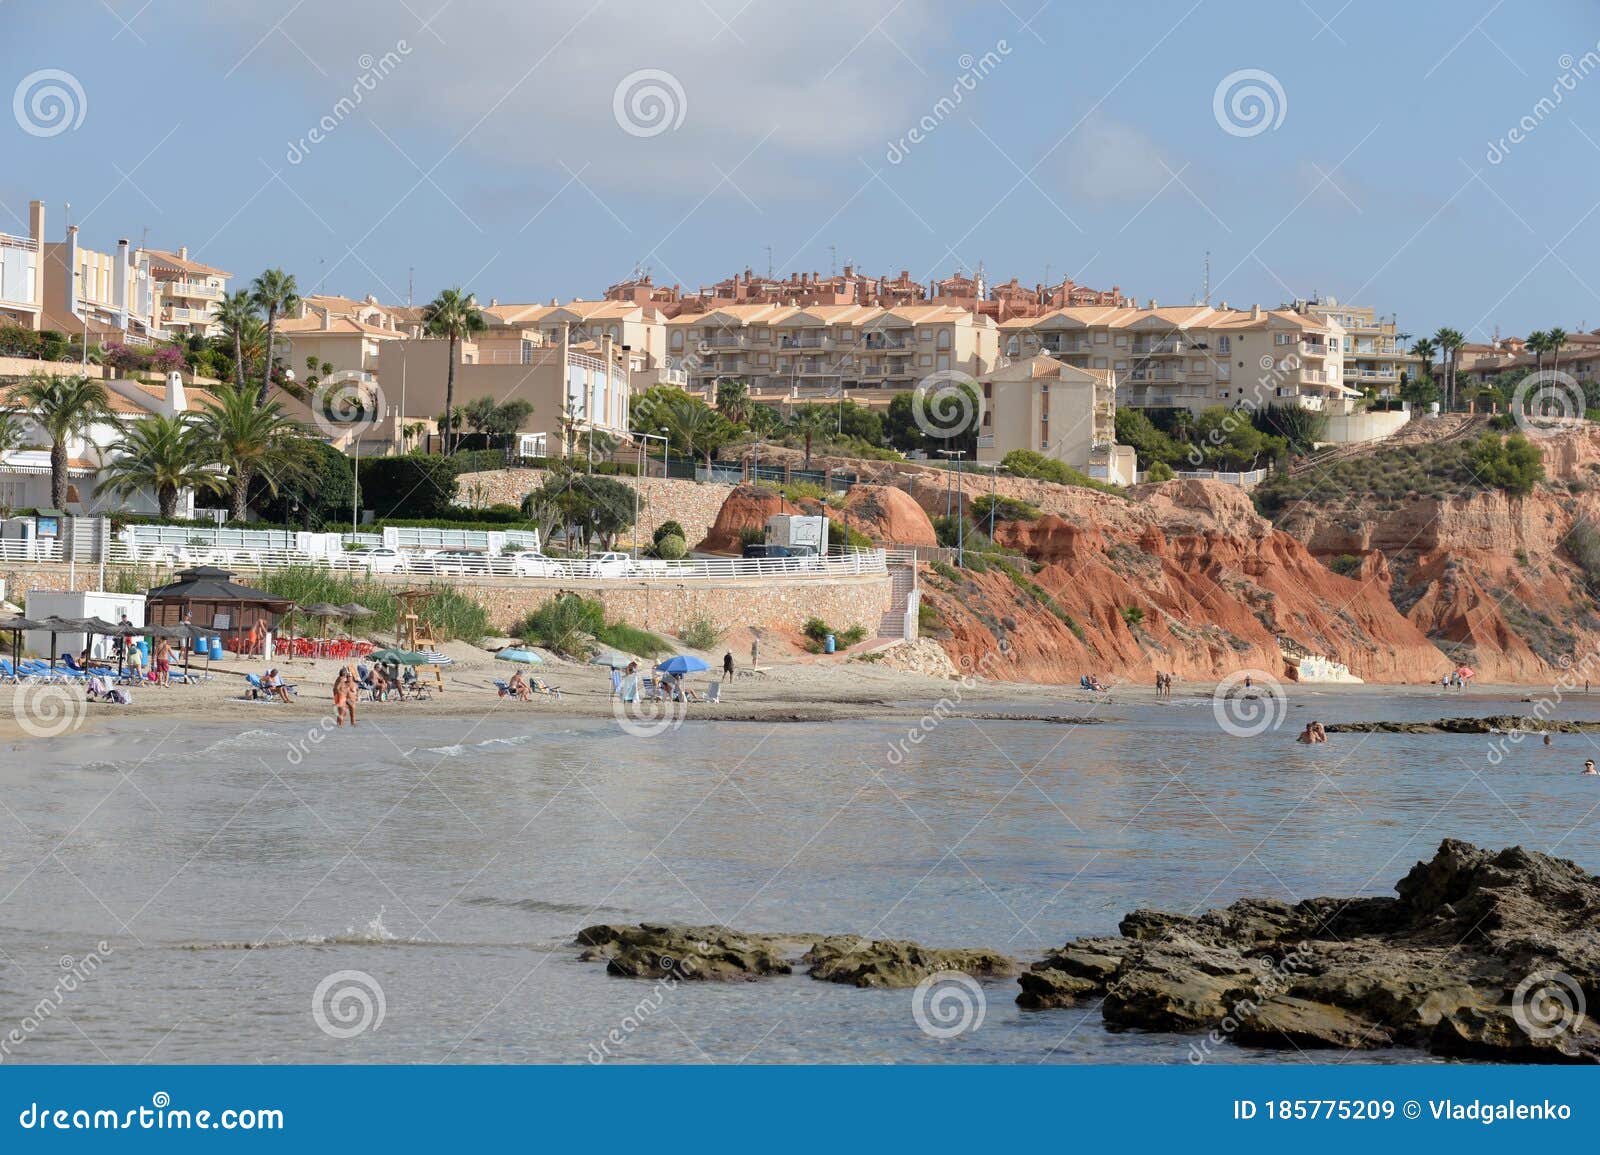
[1145,461,1175,483]
[970,494,1042,523]
[356,455,462,519]
[1000,449,1121,494]
[738,526,766,547]
[679,614,726,650]
[800,616,866,652]
[655,533,687,560]
[258,567,490,642]
[1328,554,1363,578]
[1120,606,1145,626]
[513,593,670,659]
[653,520,686,545]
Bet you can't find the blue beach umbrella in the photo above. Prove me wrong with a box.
[655,654,710,675]
[495,648,544,665]
[590,651,631,669]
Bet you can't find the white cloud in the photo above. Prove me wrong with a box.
[208,0,946,193]
[1061,116,1174,202]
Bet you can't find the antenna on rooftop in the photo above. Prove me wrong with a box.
[764,245,772,280]
[407,266,414,307]
[1203,250,1211,305]
[829,244,837,277]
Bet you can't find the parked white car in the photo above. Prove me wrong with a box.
[346,546,405,574]
[510,552,566,578]
[566,551,635,578]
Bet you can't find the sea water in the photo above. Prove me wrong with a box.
[1,688,1595,1063]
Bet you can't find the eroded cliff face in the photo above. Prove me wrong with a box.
[1274,477,1600,684]
[918,482,1451,685]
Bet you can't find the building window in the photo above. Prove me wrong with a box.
[920,330,932,342]
[1217,336,1230,353]
[1094,331,1108,344]
[937,329,951,349]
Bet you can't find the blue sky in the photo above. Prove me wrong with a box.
[3,0,1597,341]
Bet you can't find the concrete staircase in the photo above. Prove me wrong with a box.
[877,562,918,639]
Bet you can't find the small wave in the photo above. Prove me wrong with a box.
[464,896,619,916]
[199,728,281,753]
[424,734,541,757]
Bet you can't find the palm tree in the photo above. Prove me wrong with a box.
[195,382,312,520]
[1434,328,1464,410]
[422,288,487,453]
[1524,330,1548,374]
[715,378,751,425]
[1412,337,1437,382]
[667,396,733,472]
[249,269,300,405]
[1547,327,1569,375]
[14,373,115,508]
[787,404,834,468]
[0,410,25,457]
[213,290,258,389]
[98,413,226,518]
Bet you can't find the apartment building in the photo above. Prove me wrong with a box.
[1290,297,1422,394]
[665,302,1000,407]
[1000,303,1351,417]
[136,247,231,338]
[0,201,45,329]
[41,218,163,342]
[481,299,670,369]
[975,355,1131,482]
[372,325,634,453]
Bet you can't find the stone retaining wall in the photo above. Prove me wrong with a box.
[457,469,734,547]
[1,560,892,639]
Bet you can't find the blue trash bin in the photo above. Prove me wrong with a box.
[824,633,836,654]
[210,638,224,661]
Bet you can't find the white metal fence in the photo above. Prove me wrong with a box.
[1,537,887,583]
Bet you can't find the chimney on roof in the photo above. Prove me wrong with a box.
[164,371,187,415]
[178,246,188,260]
[1251,304,1261,320]
[490,297,498,307]
[28,200,44,245]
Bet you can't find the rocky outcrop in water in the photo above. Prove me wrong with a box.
[575,924,1010,987]
[803,936,1013,988]
[1020,840,1600,1063]
[575,924,794,981]
[1326,716,1600,734]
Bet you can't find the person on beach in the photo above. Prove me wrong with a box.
[1544,734,1553,747]
[1585,760,1597,776]
[127,640,146,682]
[750,635,759,669]
[609,666,622,698]
[723,650,734,682]
[262,668,292,704]
[1297,723,1317,744]
[507,670,531,701]
[1311,721,1327,742]
[153,638,172,687]
[333,667,356,726]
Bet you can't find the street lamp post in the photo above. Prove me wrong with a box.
[936,449,966,566]
[628,430,668,559]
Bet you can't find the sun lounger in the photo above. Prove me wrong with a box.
[704,681,722,704]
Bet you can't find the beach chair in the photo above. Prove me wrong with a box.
[704,680,722,704]
[530,678,562,700]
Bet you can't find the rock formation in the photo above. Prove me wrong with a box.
[1020,840,1600,1063]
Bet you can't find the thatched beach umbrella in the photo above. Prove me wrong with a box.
[0,614,45,674]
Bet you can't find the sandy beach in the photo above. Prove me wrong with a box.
[0,631,1560,745]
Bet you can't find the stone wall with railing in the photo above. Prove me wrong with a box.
[457,469,735,547]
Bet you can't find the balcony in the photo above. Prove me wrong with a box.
[164,306,214,323]
[0,231,39,254]
[1296,340,1331,358]
[1039,337,1092,355]
[863,335,910,350]
[166,280,222,300]
[779,335,827,349]
[1131,338,1183,355]
[705,333,745,347]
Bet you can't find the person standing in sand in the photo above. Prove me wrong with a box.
[334,667,357,726]
[153,638,172,687]
[750,635,759,670]
[723,650,734,682]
